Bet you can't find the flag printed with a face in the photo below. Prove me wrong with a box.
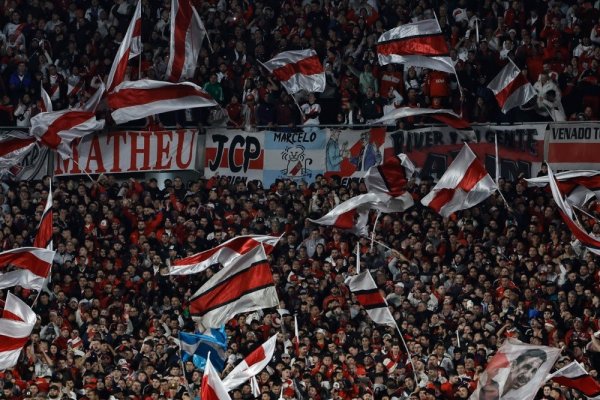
[469,339,560,400]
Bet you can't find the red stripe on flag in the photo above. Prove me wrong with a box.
[494,72,529,108]
[377,34,449,56]
[108,50,132,92]
[201,376,220,400]
[41,112,94,149]
[0,335,29,352]
[553,375,600,396]
[427,188,455,213]
[168,0,193,82]
[2,311,23,322]
[356,291,386,309]
[377,157,408,197]
[173,237,264,266]
[133,18,141,37]
[0,138,35,158]
[458,159,487,191]
[33,209,52,248]
[0,251,51,277]
[557,209,600,250]
[333,209,357,230]
[271,55,323,82]
[108,85,213,109]
[189,262,274,315]
[244,344,267,368]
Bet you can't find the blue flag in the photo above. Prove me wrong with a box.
[179,329,227,372]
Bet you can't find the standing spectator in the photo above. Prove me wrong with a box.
[203,74,224,104]
[301,93,321,126]
[8,62,32,103]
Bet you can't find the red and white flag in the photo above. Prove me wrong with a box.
[548,361,600,399]
[377,19,455,74]
[169,235,280,275]
[546,165,600,256]
[222,335,277,390]
[106,0,142,92]
[262,50,325,94]
[346,271,396,326]
[364,153,415,202]
[33,181,53,250]
[67,78,85,98]
[526,170,600,208]
[373,107,476,140]
[0,293,37,370]
[166,0,207,82]
[0,247,55,291]
[487,62,536,113]
[189,246,279,328]
[40,84,52,112]
[201,354,232,400]
[107,79,217,124]
[0,133,36,172]
[421,144,497,217]
[30,110,105,159]
[293,314,300,356]
[469,339,560,400]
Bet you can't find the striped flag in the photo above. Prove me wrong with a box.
[262,50,325,94]
[547,165,600,255]
[166,0,207,82]
[179,330,228,372]
[33,181,53,250]
[421,144,497,217]
[372,107,476,141]
[0,247,55,291]
[106,0,142,92]
[222,335,277,390]
[107,79,217,125]
[201,354,232,400]
[549,361,600,399]
[346,270,396,326]
[189,245,278,328]
[377,19,455,74]
[0,293,37,370]
[0,133,36,172]
[30,110,105,159]
[487,62,536,113]
[169,235,280,276]
[364,153,415,201]
[526,170,600,208]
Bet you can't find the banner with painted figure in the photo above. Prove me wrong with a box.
[383,123,546,181]
[205,128,326,186]
[545,122,600,170]
[54,130,199,175]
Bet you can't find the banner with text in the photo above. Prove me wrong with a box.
[384,123,546,181]
[545,122,600,169]
[54,130,199,175]
[205,129,328,185]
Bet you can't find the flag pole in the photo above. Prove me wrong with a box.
[393,320,419,385]
[355,242,361,274]
[370,211,382,252]
[257,59,305,118]
[494,132,500,185]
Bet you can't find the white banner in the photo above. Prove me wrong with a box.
[54,130,198,175]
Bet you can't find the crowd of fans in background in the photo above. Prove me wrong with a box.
[0,0,599,130]
[1,170,600,399]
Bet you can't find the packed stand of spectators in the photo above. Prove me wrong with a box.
[0,0,599,130]
[2,170,600,400]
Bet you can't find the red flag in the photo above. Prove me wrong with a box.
[346,271,396,326]
[550,361,600,398]
[0,247,55,291]
[0,293,37,371]
[526,170,600,208]
[106,0,142,92]
[421,144,497,217]
[33,181,52,249]
[222,335,277,390]
[364,153,415,198]
[201,356,231,400]
[0,133,36,172]
[262,50,325,94]
[487,62,536,113]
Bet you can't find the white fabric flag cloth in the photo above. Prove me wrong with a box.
[40,84,52,112]
[346,271,396,327]
[526,170,600,208]
[546,165,600,256]
[469,339,560,400]
[487,62,536,113]
[189,246,278,329]
[107,79,217,124]
[421,144,496,217]
[33,181,53,250]
[0,293,37,370]
[201,355,232,400]
[222,335,277,390]
[0,132,36,172]
[548,361,600,399]
[0,247,55,291]
[262,49,325,94]
[165,0,207,82]
[364,153,415,200]
[377,19,455,73]
[106,0,141,92]
[30,110,105,159]
[169,235,280,275]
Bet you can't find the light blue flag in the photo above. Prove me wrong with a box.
[179,329,227,372]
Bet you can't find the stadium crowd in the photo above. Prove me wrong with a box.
[0,170,599,400]
[0,0,599,129]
